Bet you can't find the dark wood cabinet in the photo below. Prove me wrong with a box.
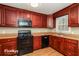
[0,38,17,56]
[69,5,79,27]
[49,35,78,56]
[32,13,42,28]
[33,36,41,50]
[5,7,18,27]
[2,41,16,56]
[42,15,47,28]
[64,39,78,56]
[0,5,5,26]
[0,44,2,55]
[0,4,47,28]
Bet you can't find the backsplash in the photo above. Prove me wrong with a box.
[52,27,79,34]
[0,27,79,34]
[0,27,52,34]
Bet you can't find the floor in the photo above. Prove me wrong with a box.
[24,47,64,56]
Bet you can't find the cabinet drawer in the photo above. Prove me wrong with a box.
[0,38,16,43]
[66,39,78,44]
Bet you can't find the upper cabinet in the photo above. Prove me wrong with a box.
[5,7,18,27]
[31,13,42,28]
[42,15,47,28]
[47,15,53,28]
[0,4,47,28]
[69,4,79,27]
[53,3,79,27]
[0,5,5,26]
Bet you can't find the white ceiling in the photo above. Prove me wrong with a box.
[2,3,72,15]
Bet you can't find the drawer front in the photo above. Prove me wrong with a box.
[0,38,16,43]
[66,39,78,44]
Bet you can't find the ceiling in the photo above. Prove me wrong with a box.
[2,3,72,15]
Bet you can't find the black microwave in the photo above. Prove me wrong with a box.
[18,18,32,27]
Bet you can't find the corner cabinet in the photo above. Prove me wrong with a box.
[49,35,79,56]
[69,4,79,27]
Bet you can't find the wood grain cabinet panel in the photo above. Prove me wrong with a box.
[49,35,78,56]
[69,5,79,27]
[5,7,18,27]
[0,38,17,56]
[42,15,47,28]
[2,41,16,56]
[0,5,5,26]
[64,39,78,56]
[31,13,42,28]
[33,36,41,50]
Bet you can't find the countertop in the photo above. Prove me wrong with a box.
[0,32,79,40]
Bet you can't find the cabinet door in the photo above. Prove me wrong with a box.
[2,41,17,56]
[5,7,18,27]
[0,5,5,26]
[42,15,47,28]
[64,39,78,56]
[32,13,42,28]
[0,44,2,55]
[69,5,79,27]
[17,10,31,19]
[33,36,41,50]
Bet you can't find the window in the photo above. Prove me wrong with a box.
[56,15,69,32]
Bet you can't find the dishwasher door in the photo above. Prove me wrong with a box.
[42,35,49,48]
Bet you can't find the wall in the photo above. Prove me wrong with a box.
[0,27,52,34]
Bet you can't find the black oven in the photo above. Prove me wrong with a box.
[18,18,32,27]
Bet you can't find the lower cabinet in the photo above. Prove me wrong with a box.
[0,44,2,55]
[49,35,78,56]
[33,36,41,50]
[64,39,78,56]
[0,38,17,56]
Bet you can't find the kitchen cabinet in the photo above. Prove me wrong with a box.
[0,38,17,56]
[0,44,2,55]
[33,36,41,50]
[17,9,31,20]
[64,39,78,56]
[32,13,42,28]
[0,5,5,26]
[2,41,16,56]
[5,7,18,27]
[69,5,79,27]
[47,15,53,28]
[42,15,47,28]
[49,35,78,56]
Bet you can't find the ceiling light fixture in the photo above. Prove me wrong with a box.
[30,3,38,7]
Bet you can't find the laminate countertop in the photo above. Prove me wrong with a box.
[0,32,79,40]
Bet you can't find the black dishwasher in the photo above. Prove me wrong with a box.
[42,35,49,48]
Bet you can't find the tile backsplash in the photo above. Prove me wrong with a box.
[0,27,79,34]
[0,27,52,34]
[52,27,79,34]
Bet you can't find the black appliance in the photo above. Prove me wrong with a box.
[17,30,33,56]
[42,35,49,48]
[18,18,32,27]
